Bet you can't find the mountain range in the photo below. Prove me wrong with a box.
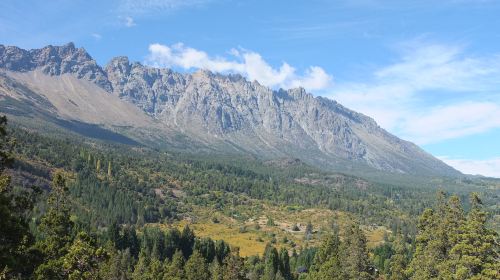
[0,42,460,178]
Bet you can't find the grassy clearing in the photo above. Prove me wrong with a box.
[156,201,391,256]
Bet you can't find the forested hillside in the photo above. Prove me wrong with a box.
[1,116,499,279]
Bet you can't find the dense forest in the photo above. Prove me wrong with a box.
[1,115,499,279]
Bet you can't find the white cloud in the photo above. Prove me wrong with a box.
[438,156,500,178]
[124,16,136,27]
[91,33,102,40]
[403,102,500,144]
[328,41,500,145]
[146,43,333,91]
[118,0,210,16]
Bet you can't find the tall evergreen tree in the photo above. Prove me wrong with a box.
[108,161,112,177]
[132,250,150,280]
[307,232,342,280]
[262,244,279,280]
[446,193,499,279]
[180,225,195,259]
[185,250,209,280]
[339,221,373,280]
[0,116,37,278]
[215,240,231,265]
[62,231,108,280]
[34,172,74,280]
[278,247,291,280]
[163,250,185,280]
[210,259,223,280]
[222,248,246,280]
[388,234,407,280]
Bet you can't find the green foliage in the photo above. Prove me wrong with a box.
[306,221,374,280]
[62,232,107,280]
[185,250,209,280]
[388,235,407,280]
[36,172,74,259]
[1,118,499,280]
[222,248,245,280]
[34,172,75,280]
[163,250,185,280]
[0,116,37,278]
[407,192,499,280]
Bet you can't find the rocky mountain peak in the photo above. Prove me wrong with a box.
[0,43,461,176]
[0,42,112,91]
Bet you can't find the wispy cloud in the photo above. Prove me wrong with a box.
[91,33,102,40]
[328,40,500,145]
[146,43,333,90]
[439,156,500,178]
[124,16,136,27]
[117,0,211,16]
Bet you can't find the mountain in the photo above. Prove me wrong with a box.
[0,43,460,177]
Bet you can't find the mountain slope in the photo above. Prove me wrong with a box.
[0,43,460,177]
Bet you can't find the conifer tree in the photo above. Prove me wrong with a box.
[446,193,499,279]
[132,250,150,280]
[99,247,134,280]
[339,221,373,280]
[147,257,164,280]
[34,172,74,280]
[163,250,185,280]
[307,232,342,280]
[180,225,195,259]
[185,250,209,280]
[210,259,223,280]
[108,221,121,248]
[96,159,101,173]
[406,208,439,279]
[388,234,407,280]
[262,245,279,280]
[215,240,231,264]
[222,248,246,280]
[62,231,107,280]
[0,116,37,278]
[108,161,112,177]
[279,247,291,280]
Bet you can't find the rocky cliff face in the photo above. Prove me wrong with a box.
[0,43,460,176]
[0,43,111,91]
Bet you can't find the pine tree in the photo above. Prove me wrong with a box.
[215,240,231,264]
[305,222,313,240]
[34,172,74,280]
[406,208,439,279]
[279,247,291,280]
[388,234,407,280]
[446,193,499,279]
[340,221,373,280]
[262,244,279,280]
[108,221,121,248]
[147,257,164,279]
[0,115,36,278]
[99,247,134,280]
[407,194,470,280]
[96,159,101,173]
[307,232,342,280]
[163,250,185,280]
[195,237,216,263]
[222,248,246,280]
[108,161,112,177]
[62,231,108,280]
[132,250,150,280]
[180,225,195,259]
[209,259,223,280]
[122,226,140,258]
[184,250,209,280]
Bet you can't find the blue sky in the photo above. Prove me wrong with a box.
[1,0,500,177]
